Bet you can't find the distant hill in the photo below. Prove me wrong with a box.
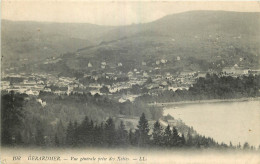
[101,11,260,40]
[69,11,260,73]
[2,11,260,74]
[1,20,114,69]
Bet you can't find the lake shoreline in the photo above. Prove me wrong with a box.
[163,100,260,147]
[149,97,260,107]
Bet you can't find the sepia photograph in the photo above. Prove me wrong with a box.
[1,0,260,163]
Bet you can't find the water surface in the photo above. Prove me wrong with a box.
[164,101,260,147]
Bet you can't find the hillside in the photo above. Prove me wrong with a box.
[60,11,260,74]
[1,20,114,69]
[2,11,260,75]
[99,11,259,41]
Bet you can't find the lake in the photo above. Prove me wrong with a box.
[164,100,260,147]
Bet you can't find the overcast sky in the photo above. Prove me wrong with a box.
[2,1,260,26]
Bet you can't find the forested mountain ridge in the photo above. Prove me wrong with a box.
[1,20,113,69]
[73,11,260,72]
[2,11,260,74]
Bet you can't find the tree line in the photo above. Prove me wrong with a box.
[137,74,260,103]
[37,90,162,122]
[55,113,258,150]
[2,96,259,151]
[1,91,259,150]
[0,90,161,147]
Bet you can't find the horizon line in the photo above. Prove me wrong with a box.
[2,10,260,26]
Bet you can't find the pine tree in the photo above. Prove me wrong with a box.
[128,129,136,145]
[193,136,201,148]
[35,121,45,146]
[163,125,172,147]
[199,136,208,148]
[237,142,241,149]
[73,121,79,146]
[104,117,116,146]
[116,121,128,146]
[54,133,59,147]
[26,129,35,145]
[15,132,23,145]
[98,122,105,145]
[1,91,25,145]
[56,120,65,145]
[186,129,193,147]
[2,128,12,145]
[136,113,150,147]
[88,120,94,145]
[180,133,186,147]
[243,142,250,150]
[93,124,100,145]
[152,121,163,146]
[229,141,233,149]
[66,120,74,146]
[79,116,89,145]
[171,127,180,147]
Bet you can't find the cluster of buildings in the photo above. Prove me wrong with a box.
[1,68,197,103]
[1,73,80,96]
[222,64,260,77]
[2,57,259,103]
[1,73,45,95]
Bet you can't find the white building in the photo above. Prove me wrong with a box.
[88,62,93,67]
[143,72,148,77]
[161,59,167,64]
[128,71,133,77]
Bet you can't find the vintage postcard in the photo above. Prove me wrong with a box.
[1,0,260,163]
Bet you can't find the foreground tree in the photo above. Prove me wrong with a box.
[136,113,150,147]
[1,91,25,145]
[35,121,45,146]
[180,133,186,147]
[54,133,59,147]
[163,125,172,146]
[128,129,136,145]
[104,117,116,146]
[66,121,74,146]
[186,129,193,146]
[152,121,163,146]
[73,121,79,146]
[243,142,250,150]
[171,127,180,147]
[116,121,128,146]
[56,120,66,145]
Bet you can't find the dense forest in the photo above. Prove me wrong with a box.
[138,74,260,103]
[36,91,162,122]
[0,91,258,150]
[1,91,160,146]
[2,97,258,150]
